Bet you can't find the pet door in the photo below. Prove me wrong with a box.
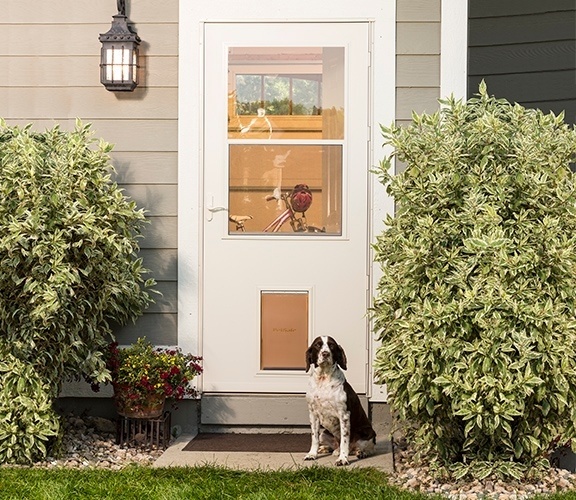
[260,291,308,370]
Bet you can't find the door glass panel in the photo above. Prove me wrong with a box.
[228,144,342,234]
[228,47,344,140]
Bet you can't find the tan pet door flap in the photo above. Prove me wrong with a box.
[260,291,308,370]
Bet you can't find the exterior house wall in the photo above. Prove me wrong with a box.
[2,0,444,430]
[468,0,576,124]
[2,0,179,346]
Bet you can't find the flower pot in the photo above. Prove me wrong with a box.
[113,384,166,419]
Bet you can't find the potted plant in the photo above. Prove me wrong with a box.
[106,337,203,419]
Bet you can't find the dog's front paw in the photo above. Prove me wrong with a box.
[335,456,349,466]
[304,453,318,461]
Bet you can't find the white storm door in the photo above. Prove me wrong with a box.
[202,22,370,393]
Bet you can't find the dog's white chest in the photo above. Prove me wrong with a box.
[306,375,348,434]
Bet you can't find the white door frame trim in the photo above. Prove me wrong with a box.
[441,0,468,100]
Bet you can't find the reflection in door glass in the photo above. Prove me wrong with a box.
[228,145,342,235]
[228,47,344,140]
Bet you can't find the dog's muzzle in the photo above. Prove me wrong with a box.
[319,350,331,362]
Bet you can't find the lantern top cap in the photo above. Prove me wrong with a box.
[99,14,141,44]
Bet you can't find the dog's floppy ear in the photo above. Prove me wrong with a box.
[334,343,347,370]
[305,345,316,372]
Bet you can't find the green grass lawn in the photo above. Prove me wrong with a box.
[3,465,576,500]
[0,466,432,500]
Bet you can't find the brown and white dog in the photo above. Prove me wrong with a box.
[304,336,376,466]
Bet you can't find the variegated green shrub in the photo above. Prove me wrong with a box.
[0,120,155,393]
[373,82,576,480]
[0,353,60,464]
[0,120,155,463]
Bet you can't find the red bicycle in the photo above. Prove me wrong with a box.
[229,183,325,233]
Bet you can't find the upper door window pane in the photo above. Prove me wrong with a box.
[228,47,344,140]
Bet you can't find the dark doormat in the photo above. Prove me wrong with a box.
[182,433,311,453]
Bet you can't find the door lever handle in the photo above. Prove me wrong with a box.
[207,205,227,213]
[206,196,228,221]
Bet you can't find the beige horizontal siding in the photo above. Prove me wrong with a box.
[396,20,441,121]
[115,313,178,345]
[395,0,441,173]
[0,56,177,88]
[139,249,178,281]
[94,120,178,151]
[397,55,440,87]
[1,88,177,119]
[396,23,441,55]
[5,0,178,24]
[111,152,177,184]
[1,120,178,153]
[397,0,440,22]
[0,24,177,57]
[396,23,440,55]
[140,217,177,249]
[122,185,178,217]
[146,282,177,314]
[397,88,440,121]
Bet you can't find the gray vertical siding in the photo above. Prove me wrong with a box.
[1,0,179,345]
[468,0,576,124]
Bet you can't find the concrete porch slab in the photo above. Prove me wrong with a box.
[153,434,393,472]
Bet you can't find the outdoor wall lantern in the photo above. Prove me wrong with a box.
[99,0,140,92]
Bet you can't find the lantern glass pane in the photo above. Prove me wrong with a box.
[103,46,135,83]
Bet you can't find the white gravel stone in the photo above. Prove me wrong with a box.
[391,441,576,499]
[0,414,164,470]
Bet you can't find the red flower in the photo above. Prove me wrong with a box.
[104,337,203,408]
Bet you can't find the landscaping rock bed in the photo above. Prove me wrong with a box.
[391,442,576,499]
[2,414,164,470]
